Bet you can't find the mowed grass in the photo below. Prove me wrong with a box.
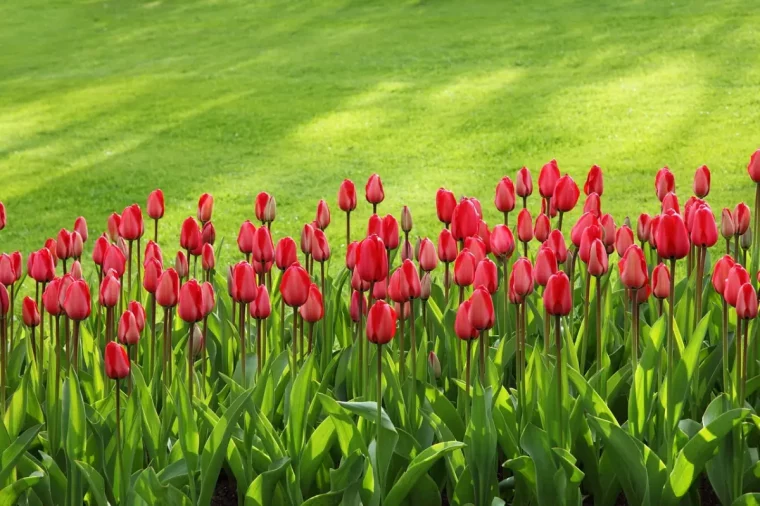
[1,0,759,265]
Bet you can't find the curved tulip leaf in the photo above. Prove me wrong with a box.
[0,472,44,503]
[567,367,617,424]
[629,316,666,438]
[384,441,465,504]
[732,494,760,506]
[520,424,559,506]
[0,424,41,484]
[300,417,337,495]
[75,460,108,506]
[245,457,291,506]
[288,353,315,462]
[171,380,199,487]
[132,365,164,467]
[466,383,497,506]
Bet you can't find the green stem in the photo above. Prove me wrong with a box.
[666,258,676,471]
[240,302,247,387]
[581,272,590,372]
[410,298,417,430]
[555,315,564,449]
[116,380,125,503]
[465,339,472,425]
[597,278,604,397]
[376,342,383,499]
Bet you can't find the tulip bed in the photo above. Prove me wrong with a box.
[2,156,760,506]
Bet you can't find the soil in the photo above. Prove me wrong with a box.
[211,471,238,506]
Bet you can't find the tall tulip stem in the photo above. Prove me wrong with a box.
[346,211,351,246]
[240,303,247,387]
[410,298,417,430]
[502,257,510,342]
[358,296,364,396]
[115,380,126,504]
[187,325,193,399]
[72,320,80,372]
[632,289,639,372]
[0,315,6,412]
[555,314,564,449]
[479,329,486,385]
[444,262,450,305]
[666,258,676,470]
[465,339,472,425]
[597,278,604,397]
[320,261,327,359]
[9,283,14,349]
[280,296,285,358]
[127,241,133,299]
[150,294,157,381]
[136,237,142,303]
[722,299,730,397]
[581,273,591,372]
[399,305,406,382]
[291,306,298,381]
[376,342,383,494]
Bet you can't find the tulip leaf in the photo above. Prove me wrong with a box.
[75,460,108,506]
[245,457,291,506]
[132,365,164,467]
[300,418,337,495]
[629,316,666,439]
[384,441,465,504]
[287,353,315,462]
[465,383,498,506]
[732,494,760,506]
[520,424,560,506]
[0,471,45,503]
[567,367,617,424]
[172,379,199,487]
[0,423,41,484]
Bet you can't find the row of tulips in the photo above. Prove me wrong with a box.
[1,152,760,505]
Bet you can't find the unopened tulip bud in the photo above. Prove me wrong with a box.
[202,222,216,245]
[420,272,432,300]
[400,240,413,262]
[741,228,752,251]
[175,251,188,279]
[316,200,331,230]
[70,260,83,280]
[652,264,670,299]
[720,208,734,239]
[401,206,413,233]
[197,193,214,224]
[190,324,204,357]
[428,351,441,379]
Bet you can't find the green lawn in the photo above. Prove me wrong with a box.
[1,0,759,263]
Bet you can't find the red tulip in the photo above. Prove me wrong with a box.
[464,236,486,265]
[348,290,367,322]
[351,269,370,292]
[693,165,710,198]
[156,268,180,307]
[516,167,533,198]
[545,229,568,264]
[420,272,432,300]
[578,225,603,264]
[655,166,675,202]
[73,216,88,243]
[120,204,144,241]
[451,200,479,241]
[381,215,399,250]
[418,238,438,272]
[300,283,324,323]
[401,260,421,298]
[345,241,359,271]
[249,285,271,319]
[10,252,21,283]
[142,242,161,268]
[0,202,5,231]
[534,245,558,287]
[511,258,534,296]
[748,149,760,183]
[202,221,216,245]
[180,217,201,253]
[587,239,608,277]
[600,213,616,251]
[190,324,204,357]
[175,251,188,279]
[0,284,7,317]
[372,278,387,300]
[543,272,571,316]
[92,236,109,267]
[118,310,140,345]
[474,258,498,294]
[690,206,718,247]
[357,235,388,283]
[712,255,735,295]
[338,180,357,212]
[720,208,735,240]
[366,300,396,344]
[437,229,458,263]
[143,258,162,295]
[465,197,483,220]
[273,237,297,271]
[570,212,599,248]
[42,278,63,315]
[197,193,214,223]
[478,220,491,254]
[56,229,73,260]
[367,214,383,237]
[30,248,55,283]
[22,297,40,327]
[538,159,560,199]
[201,243,215,271]
[653,265,672,299]
[128,300,146,331]
[301,223,315,256]
[468,286,495,330]
[584,165,604,196]
[105,342,130,379]
[63,280,91,321]
[70,232,84,259]
[281,264,310,307]
[147,189,165,220]
[534,213,551,243]
[453,250,477,287]
[637,213,652,243]
[516,208,533,244]
[631,284,651,304]
[583,193,601,217]
[365,174,384,206]
[310,229,330,263]
[100,272,121,307]
[57,274,74,309]
[495,177,516,213]
[725,265,750,307]
[0,254,15,286]
[615,226,634,257]
[553,174,580,213]
[735,283,758,320]
[661,192,680,214]
[619,245,648,289]
[490,225,515,260]
[436,188,457,225]
[649,215,661,250]
[255,192,276,224]
[230,262,257,304]
[107,212,121,242]
[178,279,204,323]
[733,203,751,236]
[237,221,256,255]
[455,300,478,340]
[655,210,690,260]
[252,226,274,264]
[201,282,215,317]
[315,200,331,230]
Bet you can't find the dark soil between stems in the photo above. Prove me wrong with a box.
[211,470,238,506]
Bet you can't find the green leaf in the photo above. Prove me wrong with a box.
[62,370,87,462]
[172,380,200,481]
[245,457,291,506]
[520,424,559,506]
[132,365,164,467]
[384,441,464,504]
[288,353,315,461]
[197,388,254,506]
[732,494,760,506]
[300,417,336,495]
[465,383,497,506]
[0,424,41,484]
[0,472,45,503]
[75,460,108,506]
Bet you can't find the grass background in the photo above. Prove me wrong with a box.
[1,0,759,265]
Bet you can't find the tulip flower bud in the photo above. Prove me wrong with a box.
[367,214,383,237]
[255,192,275,224]
[736,283,758,320]
[372,277,387,300]
[578,225,603,264]
[105,342,130,379]
[468,286,495,330]
[316,200,331,230]
[253,226,275,264]
[42,279,62,316]
[274,237,298,271]
[365,174,385,206]
[733,203,751,236]
[202,222,216,246]
[655,211,690,260]
[350,290,367,322]
[0,254,15,287]
[490,225,515,260]
[338,180,357,212]
[357,235,388,283]
[538,159,560,199]
[156,268,180,308]
[655,166,675,202]
[92,236,109,266]
[661,192,679,214]
[74,216,88,243]
[587,239,609,277]
[453,250,476,287]
[584,165,604,196]
[0,202,5,231]
[366,300,396,344]
[56,229,72,260]
[249,285,271,320]
[534,246,558,287]
[202,243,215,271]
[237,220,256,255]
[420,272,432,300]
[515,167,533,198]
[437,229,458,263]
[143,258,162,295]
[637,213,651,243]
[147,189,165,220]
[553,174,580,213]
[474,258,498,294]
[311,229,331,263]
[451,200,479,241]
[416,238,437,272]
[400,240,413,262]
[494,177,515,213]
[543,272,571,316]
[690,206,718,248]
[118,310,141,345]
[428,351,441,379]
[63,280,91,321]
[70,232,84,259]
[175,251,189,279]
[178,280,205,323]
[649,215,661,250]
[190,324,205,357]
[22,297,41,327]
[120,204,144,241]
[741,228,752,251]
[511,258,534,296]
[70,260,83,280]
[300,283,324,323]
[712,255,735,296]
[600,214,616,250]
[650,263,670,300]
[464,236,486,264]
[748,149,760,183]
[436,188,457,226]
[615,226,634,257]
[455,300,478,340]
[725,265,750,307]
[180,217,202,253]
[720,208,735,239]
[517,208,533,244]
[301,223,315,257]
[381,214,400,250]
[693,165,710,198]
[583,193,601,218]
[281,264,310,307]
[618,245,647,289]
[107,212,121,242]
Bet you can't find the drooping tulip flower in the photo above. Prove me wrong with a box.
[490,225,515,260]
[516,208,533,246]
[118,311,140,345]
[455,300,478,340]
[255,192,276,224]
[197,193,214,224]
[237,220,256,256]
[511,258,534,296]
[280,264,310,307]
[693,165,710,198]
[583,193,601,217]
[366,300,396,344]
[619,245,648,289]
[22,297,40,327]
[538,159,560,199]
[417,238,438,272]
[365,174,384,210]
[545,229,568,264]
[615,226,635,257]
[516,167,533,201]
[453,250,477,287]
[63,280,91,321]
[464,236,487,265]
[655,166,675,202]
[534,246,557,287]
[733,202,751,237]
[147,189,165,220]
[584,165,604,196]
[357,235,388,283]
[691,206,718,247]
[735,283,758,320]
[553,174,580,214]
[120,204,144,241]
[338,179,357,212]
[661,192,680,214]
[230,262,257,304]
[587,239,609,277]
[175,251,189,279]
[451,199,479,241]
[201,243,215,272]
[107,212,121,242]
[249,286,271,319]
[437,229,458,263]
[105,342,130,379]
[637,213,652,243]
[495,177,516,215]
[724,265,750,307]
[180,217,202,254]
[178,280,205,323]
[436,188,457,226]
[543,272,571,316]
[534,213,551,243]
[656,210,690,260]
[712,255,735,295]
[156,268,180,307]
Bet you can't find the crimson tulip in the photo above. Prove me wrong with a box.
[468,286,495,330]
[538,159,560,199]
[92,236,109,266]
[437,229,457,263]
[516,167,533,200]
[534,246,557,287]
[543,272,571,316]
[615,226,634,256]
[712,255,735,295]
[202,243,215,271]
[584,165,604,196]
[74,216,88,243]
[196,193,213,224]
[118,311,140,345]
[474,258,498,294]
[511,258,534,296]
[553,174,580,214]
[381,214,399,250]
[252,226,274,264]
[637,213,652,243]
[105,342,130,379]
[202,222,216,245]
[175,251,188,279]
[100,272,121,307]
[587,239,608,277]
[230,262,257,304]
[147,189,165,220]
[255,192,276,224]
[464,236,486,264]
[570,212,599,248]
[490,225,515,260]
[418,238,438,271]
[156,268,180,307]
[143,258,162,294]
[366,300,396,344]
[436,188,457,226]
[691,206,718,247]
[365,174,384,210]
[534,213,550,243]
[249,286,271,319]
[619,245,648,289]
[237,220,256,256]
[178,280,204,323]
[338,179,357,212]
[455,300,478,340]
[346,241,359,271]
[733,202,750,236]
[300,284,324,323]
[725,264,750,307]
[736,283,758,320]
[350,291,367,322]
[107,212,121,242]
[495,177,516,214]
[42,279,63,315]
[63,280,91,321]
[693,165,710,198]
[656,210,690,259]
[357,235,388,283]
[451,199,479,241]
[120,204,143,241]
[583,193,601,217]
[655,166,675,202]
[281,264,310,307]
[0,254,14,286]
[748,149,760,183]
[22,297,40,327]
[128,300,146,331]
[516,208,533,245]
[454,250,476,287]
[578,225,603,264]
[545,229,568,264]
